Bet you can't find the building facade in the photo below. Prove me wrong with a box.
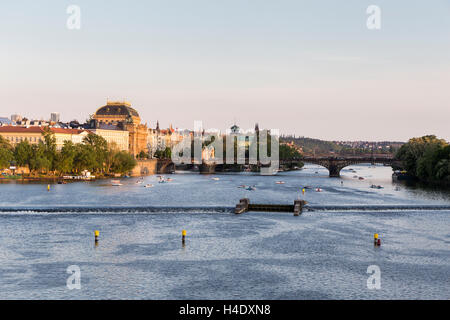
[0,126,88,150]
[92,101,148,156]
[147,122,184,158]
[89,128,129,151]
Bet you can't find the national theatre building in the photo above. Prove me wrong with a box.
[91,101,148,156]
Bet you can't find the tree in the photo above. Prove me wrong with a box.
[41,128,57,172]
[0,147,13,169]
[83,133,108,173]
[111,151,137,174]
[55,141,77,174]
[73,144,97,173]
[14,140,33,169]
[138,150,149,159]
[396,135,449,185]
[0,136,12,150]
[29,143,52,173]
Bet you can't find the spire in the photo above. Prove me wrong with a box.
[255,123,259,132]
[156,120,160,131]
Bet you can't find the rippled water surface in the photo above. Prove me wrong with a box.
[0,165,449,299]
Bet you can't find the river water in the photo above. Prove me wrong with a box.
[0,165,449,299]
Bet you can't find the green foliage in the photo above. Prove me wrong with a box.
[29,142,52,173]
[279,144,302,161]
[2,131,137,176]
[154,147,172,159]
[14,140,33,168]
[0,147,13,169]
[0,135,12,150]
[83,133,108,172]
[111,151,137,174]
[55,141,77,174]
[137,150,149,159]
[396,135,449,185]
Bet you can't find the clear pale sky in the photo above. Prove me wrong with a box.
[1,0,449,141]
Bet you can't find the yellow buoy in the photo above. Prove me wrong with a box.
[374,233,378,239]
[95,230,100,237]
[47,184,50,191]
[182,230,186,245]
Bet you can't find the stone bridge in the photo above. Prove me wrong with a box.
[300,156,399,177]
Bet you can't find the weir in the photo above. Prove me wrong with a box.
[235,199,307,215]
[0,204,449,214]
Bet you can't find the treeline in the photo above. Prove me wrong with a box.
[0,129,136,176]
[280,136,399,155]
[396,135,450,186]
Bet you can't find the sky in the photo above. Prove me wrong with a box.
[1,0,449,141]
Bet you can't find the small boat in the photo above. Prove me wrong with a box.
[57,181,67,184]
[303,186,313,189]
[212,177,220,181]
[370,184,384,189]
[275,181,285,184]
[315,171,319,174]
[353,175,358,178]
[144,184,153,188]
[246,186,256,191]
[136,179,144,184]
[238,185,246,189]
[111,180,122,186]
[166,178,173,182]
[316,188,323,192]
[358,177,365,180]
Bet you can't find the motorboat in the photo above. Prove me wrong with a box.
[144,184,153,188]
[212,177,220,181]
[316,188,323,192]
[370,184,384,189]
[111,180,122,186]
[358,177,365,180]
[275,181,285,184]
[246,186,256,191]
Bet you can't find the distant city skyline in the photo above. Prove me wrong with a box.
[1,0,449,141]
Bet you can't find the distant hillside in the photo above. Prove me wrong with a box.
[280,136,342,155]
[280,136,402,156]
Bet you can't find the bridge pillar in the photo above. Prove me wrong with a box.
[328,165,341,177]
[199,163,216,174]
